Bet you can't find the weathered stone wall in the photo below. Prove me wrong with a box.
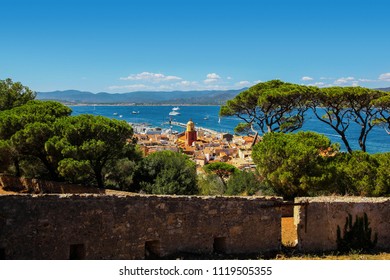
[0,194,282,259]
[294,197,390,253]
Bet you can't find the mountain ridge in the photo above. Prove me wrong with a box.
[36,89,246,105]
[36,86,390,105]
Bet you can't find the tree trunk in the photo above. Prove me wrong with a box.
[13,159,21,177]
[40,156,59,181]
[251,132,259,147]
[94,166,104,189]
[340,133,353,154]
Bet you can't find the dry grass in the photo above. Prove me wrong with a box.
[275,252,390,260]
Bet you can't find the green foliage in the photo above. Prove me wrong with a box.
[234,123,253,135]
[11,122,59,179]
[310,87,387,153]
[0,78,36,111]
[220,80,316,134]
[0,101,72,178]
[18,157,48,179]
[53,115,136,188]
[337,213,378,253]
[203,162,238,190]
[252,131,338,199]
[134,150,197,195]
[253,131,390,198]
[222,80,389,153]
[203,162,238,178]
[0,99,138,189]
[226,170,261,195]
[104,158,138,191]
[0,100,71,141]
[373,153,390,195]
[327,151,390,196]
[0,140,13,173]
[57,158,93,184]
[373,94,390,134]
[197,174,225,195]
[333,151,379,196]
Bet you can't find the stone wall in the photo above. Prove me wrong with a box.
[0,194,282,260]
[294,197,390,252]
[3,193,390,259]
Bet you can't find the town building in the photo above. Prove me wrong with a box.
[134,119,260,171]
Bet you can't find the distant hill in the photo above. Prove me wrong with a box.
[377,87,390,92]
[36,86,390,105]
[36,89,245,105]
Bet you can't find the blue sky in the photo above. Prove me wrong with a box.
[1,0,390,93]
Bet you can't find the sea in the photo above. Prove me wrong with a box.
[70,105,390,154]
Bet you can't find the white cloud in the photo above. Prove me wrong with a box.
[206,73,221,79]
[379,73,390,82]
[334,77,356,85]
[301,76,313,81]
[178,80,194,86]
[120,72,182,82]
[111,72,263,92]
[253,80,262,84]
[352,81,359,87]
[235,81,252,87]
[308,82,326,87]
[204,79,217,84]
[175,80,199,88]
[204,73,221,84]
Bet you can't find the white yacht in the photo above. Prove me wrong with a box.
[169,111,180,116]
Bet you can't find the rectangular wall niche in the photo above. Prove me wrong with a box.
[145,240,161,259]
[0,247,5,260]
[69,244,85,260]
[213,237,227,254]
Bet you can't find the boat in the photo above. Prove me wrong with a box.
[132,111,140,114]
[119,115,123,118]
[169,111,180,116]
[172,106,180,111]
[204,115,209,120]
[113,112,118,116]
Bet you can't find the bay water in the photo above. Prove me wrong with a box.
[70,105,390,154]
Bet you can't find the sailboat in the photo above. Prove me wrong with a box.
[218,117,221,124]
